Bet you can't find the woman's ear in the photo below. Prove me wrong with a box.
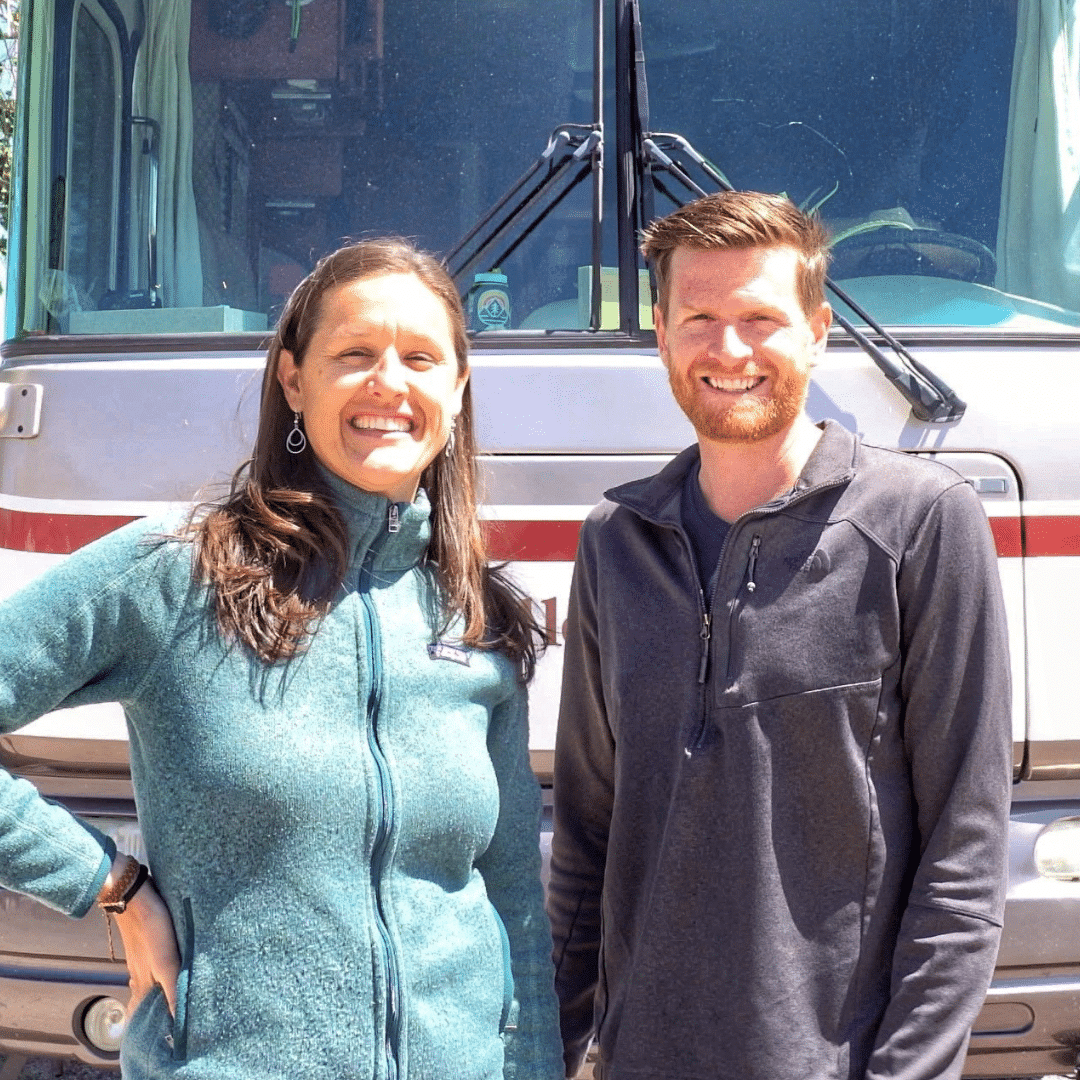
[276,350,303,411]
[451,366,469,415]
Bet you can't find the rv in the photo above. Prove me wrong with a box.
[1,0,1078,1073]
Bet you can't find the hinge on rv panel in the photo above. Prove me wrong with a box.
[970,477,1010,495]
[0,383,43,438]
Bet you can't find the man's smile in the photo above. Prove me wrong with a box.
[701,375,767,393]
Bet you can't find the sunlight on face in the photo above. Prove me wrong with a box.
[655,246,830,444]
[277,273,468,502]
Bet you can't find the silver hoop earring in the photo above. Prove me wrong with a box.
[286,411,307,455]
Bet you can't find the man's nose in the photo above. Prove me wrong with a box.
[713,324,753,362]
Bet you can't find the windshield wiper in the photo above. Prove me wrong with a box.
[640,133,966,424]
[613,0,964,425]
[445,123,604,326]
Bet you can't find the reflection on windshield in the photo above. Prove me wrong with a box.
[641,0,1080,329]
[20,0,596,335]
[15,0,1080,334]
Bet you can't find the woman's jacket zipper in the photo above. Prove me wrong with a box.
[359,542,403,1080]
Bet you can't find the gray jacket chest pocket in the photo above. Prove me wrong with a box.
[719,524,899,702]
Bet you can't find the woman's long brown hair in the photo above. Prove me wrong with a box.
[190,238,544,678]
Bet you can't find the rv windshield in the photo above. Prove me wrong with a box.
[641,0,1080,331]
[8,0,1080,336]
[11,0,596,336]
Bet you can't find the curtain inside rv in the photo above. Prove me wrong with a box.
[132,0,202,307]
[998,0,1080,311]
[22,0,55,331]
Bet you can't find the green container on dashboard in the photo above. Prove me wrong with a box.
[470,272,511,330]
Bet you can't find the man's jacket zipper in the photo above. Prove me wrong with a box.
[654,475,849,752]
[360,544,403,1080]
[724,534,762,684]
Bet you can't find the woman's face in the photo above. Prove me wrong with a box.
[277,272,468,503]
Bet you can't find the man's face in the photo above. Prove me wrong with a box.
[654,245,831,444]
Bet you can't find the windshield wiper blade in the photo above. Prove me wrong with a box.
[641,133,966,423]
[446,124,602,305]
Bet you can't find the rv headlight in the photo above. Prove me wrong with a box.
[81,996,127,1053]
[1033,816,1080,881]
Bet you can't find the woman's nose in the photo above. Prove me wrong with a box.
[367,349,409,396]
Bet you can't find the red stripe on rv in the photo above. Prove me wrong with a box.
[1025,516,1080,557]
[988,516,1022,558]
[0,508,139,554]
[483,520,583,562]
[1,509,1078,560]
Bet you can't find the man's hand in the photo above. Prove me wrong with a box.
[110,876,181,1017]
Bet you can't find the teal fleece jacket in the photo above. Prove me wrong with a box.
[0,478,563,1080]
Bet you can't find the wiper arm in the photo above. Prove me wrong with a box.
[446,123,602,316]
[642,133,966,424]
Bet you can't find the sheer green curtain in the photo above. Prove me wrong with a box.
[131,0,202,307]
[22,0,55,330]
[998,0,1080,311]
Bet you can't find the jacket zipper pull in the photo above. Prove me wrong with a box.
[387,504,400,534]
[697,604,711,684]
[746,535,761,592]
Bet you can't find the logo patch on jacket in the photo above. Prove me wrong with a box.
[783,549,831,580]
[427,642,471,666]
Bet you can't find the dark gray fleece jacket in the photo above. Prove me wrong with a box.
[547,421,1012,1080]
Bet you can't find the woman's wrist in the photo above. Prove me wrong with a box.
[97,852,150,913]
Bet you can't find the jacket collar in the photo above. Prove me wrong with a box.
[316,465,431,573]
[606,418,859,528]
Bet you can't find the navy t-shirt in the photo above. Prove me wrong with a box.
[682,460,731,591]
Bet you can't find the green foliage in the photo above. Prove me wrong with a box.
[0,0,17,261]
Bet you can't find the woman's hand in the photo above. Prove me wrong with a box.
[109,874,181,1017]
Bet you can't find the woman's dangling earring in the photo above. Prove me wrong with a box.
[286,411,307,455]
[445,417,457,457]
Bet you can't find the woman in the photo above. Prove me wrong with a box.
[0,239,564,1080]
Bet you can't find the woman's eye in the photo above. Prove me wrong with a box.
[408,354,437,368]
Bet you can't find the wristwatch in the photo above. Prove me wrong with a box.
[98,854,150,914]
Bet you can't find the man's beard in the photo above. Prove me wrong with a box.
[667,362,811,443]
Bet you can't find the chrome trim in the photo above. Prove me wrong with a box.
[1024,741,1080,781]
[965,971,1080,1078]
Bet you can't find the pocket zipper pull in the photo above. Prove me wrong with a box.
[388,504,400,534]
[697,605,711,684]
[746,535,761,593]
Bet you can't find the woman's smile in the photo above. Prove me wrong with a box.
[277,272,468,502]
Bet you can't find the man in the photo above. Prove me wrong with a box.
[547,191,1012,1080]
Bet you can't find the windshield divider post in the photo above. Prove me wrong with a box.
[589,0,604,331]
[615,0,645,335]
